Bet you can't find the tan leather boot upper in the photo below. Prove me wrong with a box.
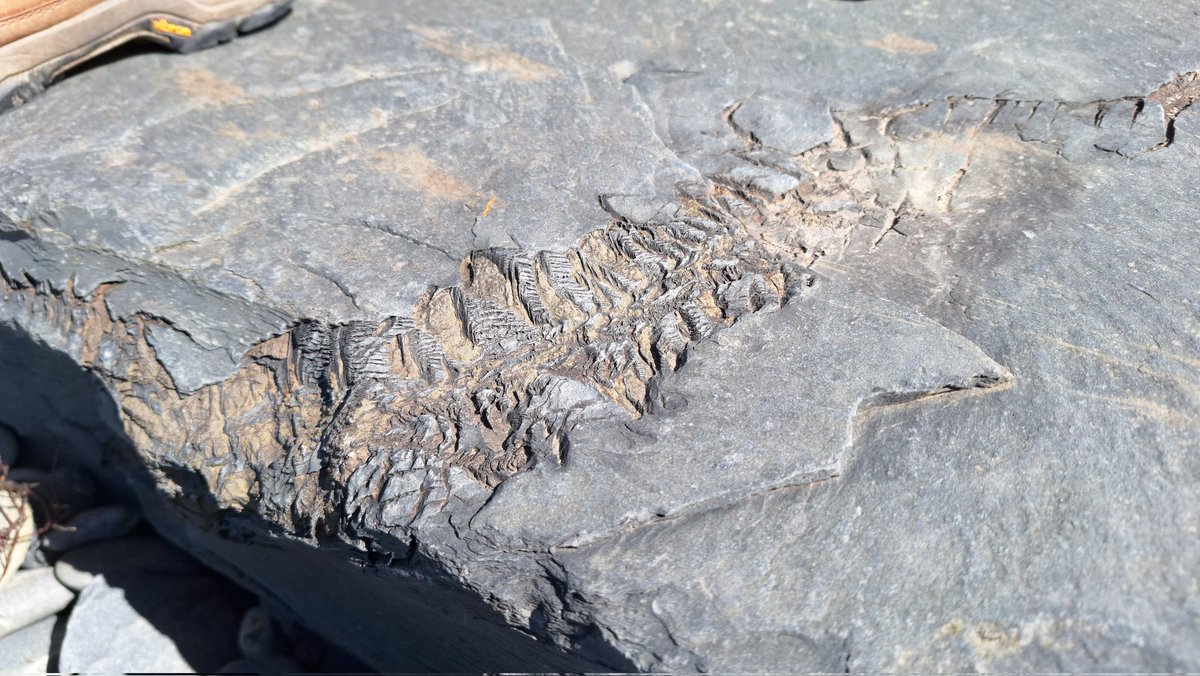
[0,0,105,47]
[0,0,290,112]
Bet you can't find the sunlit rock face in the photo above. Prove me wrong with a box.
[2,0,1199,671]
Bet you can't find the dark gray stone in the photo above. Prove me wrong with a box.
[2,0,1200,672]
[8,466,97,525]
[0,569,73,639]
[0,425,17,468]
[236,607,299,671]
[42,505,139,553]
[3,467,45,485]
[53,535,205,592]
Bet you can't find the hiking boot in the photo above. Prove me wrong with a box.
[0,0,293,112]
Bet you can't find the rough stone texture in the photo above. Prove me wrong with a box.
[1,0,1199,671]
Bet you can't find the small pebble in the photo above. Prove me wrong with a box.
[810,199,860,214]
[53,535,203,592]
[722,165,800,199]
[52,557,96,593]
[826,151,861,172]
[59,570,245,672]
[43,505,139,553]
[0,568,74,639]
[0,614,55,673]
[0,425,18,468]
[238,607,282,660]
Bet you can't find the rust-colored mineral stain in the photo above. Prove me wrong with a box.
[414,26,560,81]
[176,67,246,106]
[863,33,938,55]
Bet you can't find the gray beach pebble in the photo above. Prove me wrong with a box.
[0,614,55,674]
[0,568,73,639]
[59,571,246,673]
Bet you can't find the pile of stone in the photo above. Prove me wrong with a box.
[0,424,361,673]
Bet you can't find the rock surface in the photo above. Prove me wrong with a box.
[59,570,248,673]
[0,487,32,584]
[1,0,1199,671]
[0,568,73,638]
[0,615,54,675]
[42,505,139,553]
[0,426,16,468]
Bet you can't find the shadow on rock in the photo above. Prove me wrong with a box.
[0,322,626,673]
[0,324,368,672]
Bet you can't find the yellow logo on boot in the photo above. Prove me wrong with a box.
[151,18,193,38]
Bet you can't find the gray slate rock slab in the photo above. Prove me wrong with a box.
[0,569,73,639]
[475,284,1009,549]
[2,0,1200,672]
[59,572,246,673]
